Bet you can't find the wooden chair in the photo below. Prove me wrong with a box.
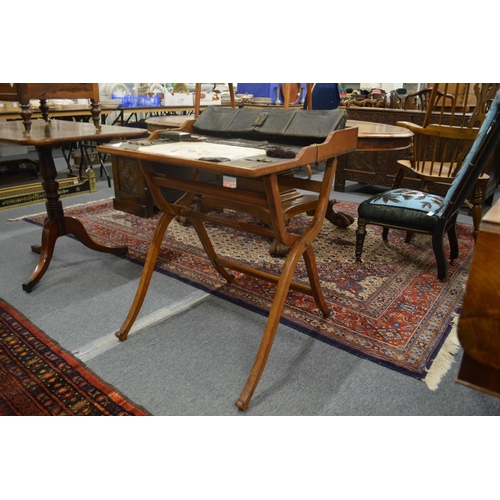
[355,89,500,281]
[401,86,455,111]
[391,83,500,239]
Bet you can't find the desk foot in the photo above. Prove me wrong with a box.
[22,280,36,293]
[236,241,308,410]
[235,397,249,412]
[269,239,290,257]
[115,330,128,342]
[325,199,355,228]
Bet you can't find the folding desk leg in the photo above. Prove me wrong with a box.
[235,234,329,411]
[302,244,332,319]
[235,166,335,410]
[189,216,235,283]
[115,211,175,341]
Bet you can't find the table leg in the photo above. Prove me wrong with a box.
[189,216,235,283]
[234,231,332,411]
[115,211,176,341]
[22,219,58,292]
[235,170,334,410]
[22,146,128,293]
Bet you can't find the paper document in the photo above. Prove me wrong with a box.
[138,142,265,161]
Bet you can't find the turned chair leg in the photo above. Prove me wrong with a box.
[355,219,367,262]
[432,231,448,281]
[405,231,415,243]
[471,181,484,242]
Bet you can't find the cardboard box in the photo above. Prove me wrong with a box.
[198,92,222,106]
[162,93,194,107]
[1,100,21,112]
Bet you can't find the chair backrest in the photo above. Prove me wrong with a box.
[438,89,500,219]
[403,86,455,111]
[423,83,499,128]
[399,83,500,178]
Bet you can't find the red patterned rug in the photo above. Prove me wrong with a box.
[0,298,149,415]
[25,198,472,387]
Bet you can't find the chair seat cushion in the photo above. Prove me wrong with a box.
[358,188,444,231]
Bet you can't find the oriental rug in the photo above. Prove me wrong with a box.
[0,298,149,416]
[24,198,471,388]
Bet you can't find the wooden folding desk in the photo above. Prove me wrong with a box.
[98,122,358,410]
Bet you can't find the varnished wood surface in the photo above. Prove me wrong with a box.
[145,115,195,131]
[346,119,413,151]
[99,127,358,410]
[100,125,359,179]
[348,119,413,138]
[0,83,102,132]
[0,83,99,102]
[0,119,147,146]
[111,117,412,218]
[0,119,147,292]
[477,193,500,226]
[456,198,500,398]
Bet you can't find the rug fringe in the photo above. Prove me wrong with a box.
[424,313,461,390]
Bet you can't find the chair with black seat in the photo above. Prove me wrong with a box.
[392,83,500,239]
[355,89,500,281]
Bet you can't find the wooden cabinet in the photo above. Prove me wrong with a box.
[456,198,500,398]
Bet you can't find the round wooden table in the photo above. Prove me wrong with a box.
[347,119,413,151]
[334,119,413,193]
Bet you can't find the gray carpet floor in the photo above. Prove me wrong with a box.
[1,150,499,417]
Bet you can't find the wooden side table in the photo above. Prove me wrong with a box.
[0,119,147,292]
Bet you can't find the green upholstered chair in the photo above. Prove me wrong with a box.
[355,89,500,281]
